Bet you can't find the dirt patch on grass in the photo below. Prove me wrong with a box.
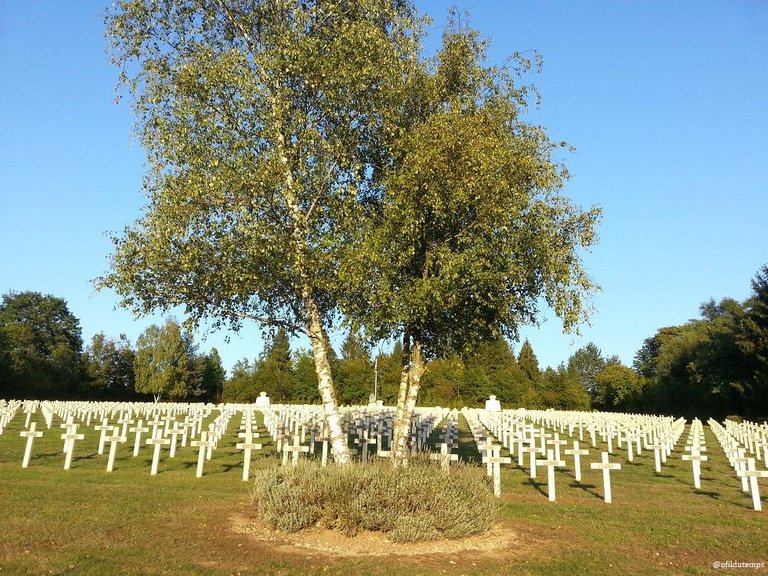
[230,512,523,558]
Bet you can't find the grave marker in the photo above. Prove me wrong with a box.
[538,449,565,502]
[590,451,622,504]
[564,440,590,482]
[20,422,43,468]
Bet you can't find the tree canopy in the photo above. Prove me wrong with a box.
[101,0,425,463]
[0,291,83,399]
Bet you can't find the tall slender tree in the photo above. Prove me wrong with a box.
[101,0,422,462]
[341,14,599,463]
[134,318,198,401]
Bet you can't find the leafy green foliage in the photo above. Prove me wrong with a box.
[221,358,259,403]
[341,16,600,362]
[253,329,293,402]
[0,291,83,399]
[567,343,608,398]
[738,264,768,412]
[336,331,373,404]
[134,318,199,401]
[290,348,321,404]
[633,264,768,419]
[100,0,420,337]
[82,333,136,399]
[197,347,226,403]
[594,362,644,411]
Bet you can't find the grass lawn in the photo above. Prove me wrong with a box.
[0,407,766,575]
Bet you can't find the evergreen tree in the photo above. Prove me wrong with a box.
[739,264,768,415]
[198,348,226,403]
[292,349,321,404]
[420,356,465,407]
[82,333,136,400]
[374,342,404,406]
[336,331,372,405]
[517,340,541,382]
[222,359,258,403]
[567,343,607,399]
[253,329,293,402]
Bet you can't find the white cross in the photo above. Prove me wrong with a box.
[482,445,512,497]
[104,426,127,473]
[236,430,263,482]
[429,442,459,472]
[129,420,150,457]
[737,457,768,510]
[94,418,112,455]
[190,431,215,478]
[60,425,85,471]
[20,422,43,468]
[146,433,170,476]
[590,451,621,504]
[538,449,565,502]
[564,440,590,483]
[681,450,708,489]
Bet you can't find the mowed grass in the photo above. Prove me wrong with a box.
[0,409,765,576]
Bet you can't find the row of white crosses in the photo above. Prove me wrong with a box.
[723,418,768,468]
[0,399,23,433]
[11,400,247,477]
[473,409,628,503]
[680,418,708,489]
[429,412,460,471]
[709,418,768,511]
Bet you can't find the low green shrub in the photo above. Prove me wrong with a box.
[251,457,497,542]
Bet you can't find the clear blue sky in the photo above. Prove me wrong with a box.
[1,1,766,375]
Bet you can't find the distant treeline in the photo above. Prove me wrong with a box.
[1,264,766,418]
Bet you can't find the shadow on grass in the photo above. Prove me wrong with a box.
[568,481,603,500]
[523,477,548,498]
[693,490,721,499]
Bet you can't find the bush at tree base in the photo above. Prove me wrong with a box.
[251,457,497,543]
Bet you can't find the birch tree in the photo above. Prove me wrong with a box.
[341,16,601,464]
[101,0,420,463]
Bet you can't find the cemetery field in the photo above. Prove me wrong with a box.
[1,408,766,576]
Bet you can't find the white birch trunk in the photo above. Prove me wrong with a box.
[305,298,351,464]
[392,338,425,465]
[390,334,410,460]
[271,94,351,464]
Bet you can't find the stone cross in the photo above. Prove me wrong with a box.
[738,457,768,511]
[729,448,750,492]
[129,420,150,457]
[20,422,43,468]
[236,431,263,482]
[538,449,565,502]
[60,425,85,471]
[429,442,459,472]
[94,418,112,455]
[681,450,708,489]
[482,444,512,497]
[521,444,540,478]
[550,433,568,462]
[590,451,622,504]
[190,431,215,478]
[104,426,127,473]
[167,422,184,458]
[646,442,664,473]
[282,436,310,466]
[146,433,171,476]
[564,440,590,482]
[117,413,134,439]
